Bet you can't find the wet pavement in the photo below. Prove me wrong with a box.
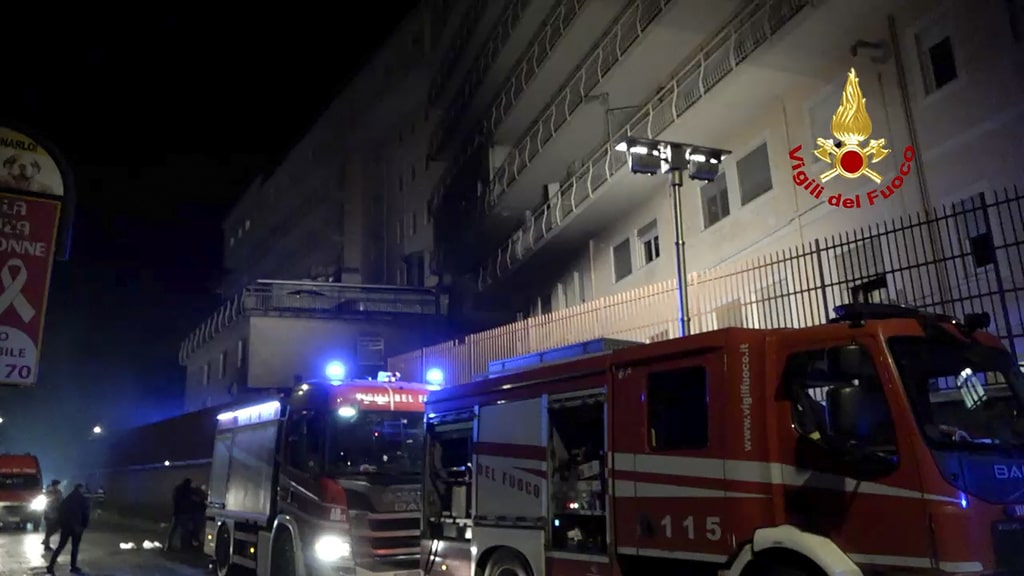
[0,519,210,576]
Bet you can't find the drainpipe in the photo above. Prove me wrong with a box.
[884,15,954,312]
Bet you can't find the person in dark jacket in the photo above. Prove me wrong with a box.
[41,479,62,552]
[166,477,194,550]
[45,483,89,574]
[190,484,208,547]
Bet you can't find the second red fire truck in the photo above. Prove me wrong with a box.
[421,303,1024,576]
[206,369,433,576]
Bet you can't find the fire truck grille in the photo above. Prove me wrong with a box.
[361,514,421,562]
[0,505,29,518]
[993,519,1024,570]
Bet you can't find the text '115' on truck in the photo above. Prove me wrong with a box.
[422,303,1024,576]
[205,368,434,576]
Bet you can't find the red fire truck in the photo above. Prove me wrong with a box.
[0,453,46,531]
[421,303,1024,576]
[206,368,434,576]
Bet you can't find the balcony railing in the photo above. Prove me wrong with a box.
[428,0,490,106]
[179,281,448,364]
[430,0,535,156]
[479,0,812,288]
[428,0,592,218]
[486,0,673,210]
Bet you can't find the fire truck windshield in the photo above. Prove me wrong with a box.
[0,475,40,490]
[326,410,424,478]
[888,335,1024,451]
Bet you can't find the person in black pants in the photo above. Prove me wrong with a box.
[46,483,90,575]
[41,479,63,552]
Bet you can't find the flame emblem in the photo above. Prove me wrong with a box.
[814,68,890,183]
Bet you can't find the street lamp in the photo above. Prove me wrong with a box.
[92,425,103,435]
[615,137,731,337]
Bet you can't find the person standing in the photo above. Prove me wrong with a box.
[166,477,194,550]
[41,479,63,552]
[46,483,90,574]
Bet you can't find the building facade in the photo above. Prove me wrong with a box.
[389,0,1024,381]
[177,0,487,411]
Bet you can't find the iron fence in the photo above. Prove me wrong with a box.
[391,187,1024,384]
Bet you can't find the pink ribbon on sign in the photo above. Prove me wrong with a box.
[0,259,35,323]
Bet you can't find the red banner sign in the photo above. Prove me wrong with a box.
[0,193,60,385]
[331,384,427,412]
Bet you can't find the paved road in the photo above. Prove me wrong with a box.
[0,520,210,576]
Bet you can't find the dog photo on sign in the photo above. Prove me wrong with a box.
[0,152,54,196]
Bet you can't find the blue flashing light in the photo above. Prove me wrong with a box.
[325,361,346,381]
[425,368,444,387]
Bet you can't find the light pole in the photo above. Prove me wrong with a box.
[615,137,730,337]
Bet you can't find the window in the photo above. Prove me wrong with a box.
[700,173,730,228]
[648,366,709,450]
[782,344,896,448]
[737,142,773,205]
[637,220,660,266]
[286,414,326,474]
[396,220,404,244]
[237,339,246,369]
[916,21,958,95]
[218,351,227,379]
[245,219,251,230]
[397,265,406,286]
[408,212,418,236]
[357,336,385,366]
[202,364,210,386]
[612,238,632,283]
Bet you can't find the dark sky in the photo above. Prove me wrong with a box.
[0,9,416,477]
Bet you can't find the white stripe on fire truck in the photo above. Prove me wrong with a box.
[618,548,982,572]
[612,453,960,504]
[613,479,770,499]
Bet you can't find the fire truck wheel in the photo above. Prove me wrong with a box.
[271,528,298,576]
[214,525,233,576]
[483,548,532,576]
[748,550,826,576]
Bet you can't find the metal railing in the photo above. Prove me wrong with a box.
[179,281,448,363]
[486,0,673,210]
[391,187,1024,385]
[430,0,536,155]
[479,0,812,288]
[428,0,594,216]
[428,0,491,106]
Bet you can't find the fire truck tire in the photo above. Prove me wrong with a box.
[747,549,826,576]
[271,528,298,576]
[214,525,235,576]
[483,548,533,576]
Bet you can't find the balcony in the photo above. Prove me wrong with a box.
[483,0,750,241]
[487,0,626,146]
[428,0,613,221]
[429,0,552,159]
[478,0,816,290]
[179,280,448,364]
[427,0,504,109]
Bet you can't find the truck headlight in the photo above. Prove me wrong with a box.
[314,535,351,561]
[30,495,47,511]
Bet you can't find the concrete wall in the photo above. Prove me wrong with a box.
[525,0,1024,313]
[183,314,448,411]
[87,406,221,523]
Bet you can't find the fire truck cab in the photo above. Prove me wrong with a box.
[0,453,45,531]
[206,371,432,576]
[421,303,1024,576]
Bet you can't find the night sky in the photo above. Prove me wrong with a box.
[0,9,416,477]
